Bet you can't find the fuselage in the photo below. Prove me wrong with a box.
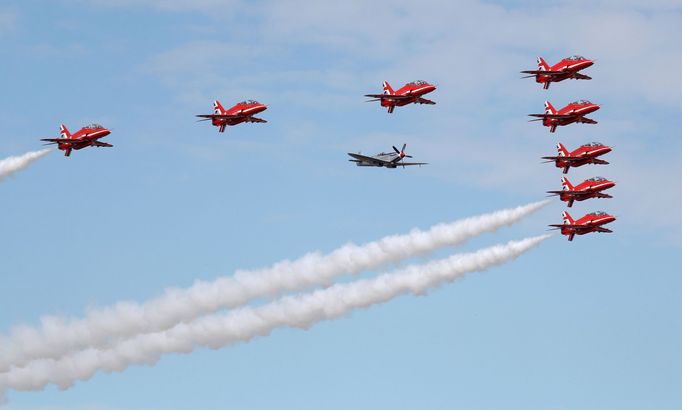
[536,56,594,85]
[381,81,436,108]
[558,178,615,205]
[561,212,616,237]
[213,101,268,127]
[543,101,600,128]
[554,143,611,171]
[58,125,111,152]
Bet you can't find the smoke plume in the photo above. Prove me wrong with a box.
[0,235,549,395]
[0,201,548,371]
[0,149,51,183]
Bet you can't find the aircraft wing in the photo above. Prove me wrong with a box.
[573,73,592,80]
[245,116,267,123]
[196,114,241,120]
[364,94,415,101]
[594,227,613,233]
[416,98,436,105]
[578,117,598,124]
[520,69,571,76]
[347,153,388,166]
[528,113,579,120]
[40,138,80,145]
[92,141,113,147]
[398,161,428,166]
[541,156,584,162]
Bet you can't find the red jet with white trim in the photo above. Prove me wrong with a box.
[40,124,112,157]
[529,100,600,133]
[365,80,436,113]
[549,211,616,241]
[542,142,612,174]
[196,100,268,133]
[521,55,594,89]
[547,176,615,207]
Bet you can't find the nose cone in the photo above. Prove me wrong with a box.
[256,104,268,113]
[425,84,436,93]
[102,128,111,136]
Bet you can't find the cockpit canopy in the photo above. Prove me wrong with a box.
[239,100,261,105]
[587,176,607,182]
[566,55,586,61]
[407,80,429,86]
[581,142,603,147]
[84,123,103,130]
[588,211,608,216]
[571,99,593,105]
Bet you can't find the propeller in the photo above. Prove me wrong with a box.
[392,143,412,160]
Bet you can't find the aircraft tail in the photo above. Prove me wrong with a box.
[213,100,226,114]
[383,81,394,95]
[562,210,575,225]
[537,57,550,71]
[557,143,569,157]
[59,124,72,139]
[544,101,557,115]
[561,176,573,191]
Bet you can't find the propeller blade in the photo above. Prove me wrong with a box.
[405,155,413,158]
[392,146,400,154]
[402,143,407,152]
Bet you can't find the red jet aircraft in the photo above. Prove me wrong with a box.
[549,210,616,241]
[542,142,612,174]
[521,55,594,89]
[40,124,112,157]
[365,80,436,113]
[547,176,615,207]
[196,100,267,132]
[529,100,600,133]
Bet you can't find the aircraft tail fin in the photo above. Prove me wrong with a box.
[561,176,573,191]
[537,57,550,71]
[557,143,569,157]
[562,210,575,225]
[59,124,72,139]
[544,101,557,115]
[213,100,226,114]
[383,81,394,95]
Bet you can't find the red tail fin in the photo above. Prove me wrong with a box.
[562,211,575,225]
[213,100,226,114]
[557,143,569,157]
[544,101,557,115]
[561,176,573,191]
[59,124,72,139]
[382,81,394,95]
[537,57,550,71]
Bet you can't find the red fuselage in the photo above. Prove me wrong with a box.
[543,102,600,129]
[213,102,267,127]
[57,127,110,152]
[554,177,615,207]
[559,212,616,240]
[381,82,436,108]
[42,124,113,156]
[536,58,593,85]
[555,144,611,172]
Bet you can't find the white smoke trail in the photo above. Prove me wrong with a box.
[0,235,549,395]
[0,201,548,372]
[0,149,51,183]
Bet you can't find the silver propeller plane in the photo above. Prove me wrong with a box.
[347,144,428,168]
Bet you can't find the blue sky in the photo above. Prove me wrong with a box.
[1,0,681,409]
